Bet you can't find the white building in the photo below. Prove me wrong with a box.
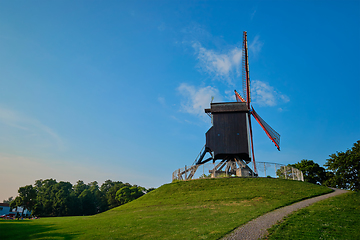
[0,203,11,215]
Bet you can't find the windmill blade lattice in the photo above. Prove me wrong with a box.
[251,107,280,151]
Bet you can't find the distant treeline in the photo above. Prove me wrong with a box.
[8,179,155,217]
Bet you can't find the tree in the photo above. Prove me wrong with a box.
[79,189,97,215]
[115,186,144,205]
[53,181,77,216]
[11,185,37,216]
[146,187,156,193]
[3,196,14,204]
[290,159,328,185]
[33,179,58,216]
[324,140,360,191]
[100,180,117,193]
[104,181,130,209]
[74,180,88,197]
[13,178,150,216]
[87,181,107,214]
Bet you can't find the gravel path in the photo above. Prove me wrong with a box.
[222,188,349,240]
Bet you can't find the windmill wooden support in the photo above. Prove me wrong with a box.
[210,157,254,178]
[172,165,200,181]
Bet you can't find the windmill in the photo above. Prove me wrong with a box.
[194,31,280,177]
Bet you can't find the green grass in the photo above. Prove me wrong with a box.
[0,177,332,240]
[266,191,360,240]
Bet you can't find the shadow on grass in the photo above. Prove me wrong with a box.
[0,220,79,240]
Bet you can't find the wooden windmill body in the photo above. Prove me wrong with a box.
[205,102,251,163]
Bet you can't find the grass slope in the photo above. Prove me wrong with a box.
[266,191,360,240]
[0,178,332,240]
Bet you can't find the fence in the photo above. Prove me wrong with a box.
[172,161,304,182]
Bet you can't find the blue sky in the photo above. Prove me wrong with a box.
[1,0,359,201]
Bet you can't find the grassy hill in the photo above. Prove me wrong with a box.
[0,177,332,240]
[267,191,360,240]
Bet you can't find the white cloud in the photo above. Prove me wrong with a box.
[192,42,242,85]
[251,80,289,106]
[225,90,237,102]
[0,106,64,150]
[249,35,263,57]
[178,83,222,117]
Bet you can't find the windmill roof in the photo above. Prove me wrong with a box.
[205,102,248,113]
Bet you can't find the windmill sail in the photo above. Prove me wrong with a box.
[234,90,246,103]
[251,107,280,151]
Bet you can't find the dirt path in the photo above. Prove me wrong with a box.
[221,188,349,240]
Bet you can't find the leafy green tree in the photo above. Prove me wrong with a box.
[87,181,107,213]
[100,179,117,193]
[74,180,88,197]
[324,140,360,191]
[276,165,294,179]
[146,187,156,193]
[33,178,58,216]
[10,185,37,216]
[53,181,77,216]
[104,181,130,209]
[13,178,150,217]
[10,196,21,209]
[33,179,54,216]
[79,189,97,215]
[3,196,13,204]
[100,180,149,209]
[115,186,144,205]
[290,159,328,185]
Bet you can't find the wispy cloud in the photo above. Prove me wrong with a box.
[157,23,166,31]
[249,35,263,57]
[251,80,289,106]
[224,90,237,102]
[157,96,166,106]
[178,83,222,118]
[178,27,288,119]
[251,10,257,20]
[0,106,64,149]
[192,42,242,85]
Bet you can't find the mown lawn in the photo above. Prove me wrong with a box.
[266,191,360,240]
[0,177,332,240]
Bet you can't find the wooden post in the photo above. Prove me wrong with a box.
[213,162,215,178]
[275,163,277,178]
[292,167,294,180]
[301,171,304,181]
[284,166,287,179]
[297,169,300,180]
[264,162,266,177]
[185,165,187,180]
